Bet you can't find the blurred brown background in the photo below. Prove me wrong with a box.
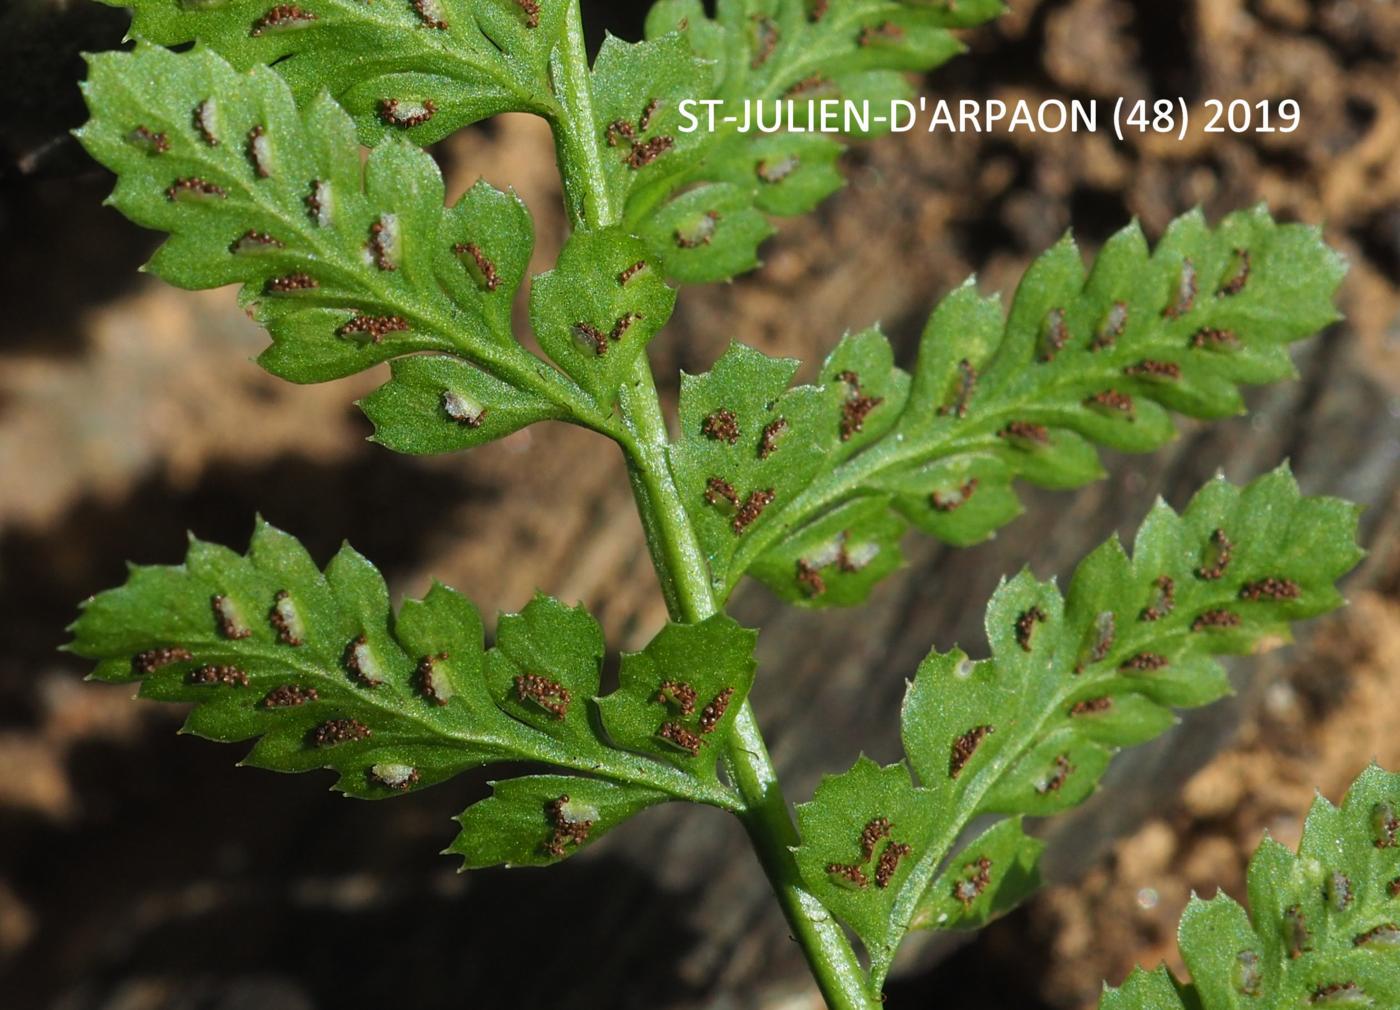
[2,1,1398,1008]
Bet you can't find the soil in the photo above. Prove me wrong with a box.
[1,1,1397,1008]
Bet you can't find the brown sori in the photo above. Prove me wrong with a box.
[309,718,372,747]
[1069,697,1113,717]
[573,322,609,356]
[675,210,720,248]
[705,476,740,507]
[1355,924,1400,948]
[606,119,636,148]
[246,125,272,178]
[344,634,384,687]
[826,862,869,889]
[211,594,252,640]
[1075,611,1117,673]
[1219,248,1252,296]
[132,646,193,674]
[702,408,741,445]
[1040,307,1069,362]
[268,589,303,646]
[1086,389,1134,416]
[732,489,776,534]
[655,680,698,716]
[610,312,643,343]
[1191,327,1240,350]
[368,216,398,271]
[193,100,219,146]
[411,0,447,30]
[858,21,905,46]
[950,725,994,779]
[1196,528,1233,581]
[859,817,892,861]
[836,370,883,441]
[261,683,319,708]
[1372,802,1398,848]
[1163,259,1197,319]
[250,4,318,36]
[626,136,675,169]
[266,273,319,293]
[128,125,170,154]
[1191,609,1242,632]
[1036,754,1074,794]
[659,721,704,756]
[750,16,779,69]
[166,177,226,202]
[698,688,734,734]
[378,98,437,129]
[1141,575,1176,622]
[875,842,912,888]
[305,180,331,226]
[758,417,789,459]
[337,314,409,344]
[1327,871,1353,911]
[515,673,572,720]
[930,477,979,513]
[796,560,827,598]
[1121,652,1169,672]
[1312,984,1363,1004]
[544,795,593,857]
[370,765,421,792]
[785,74,829,98]
[415,653,452,706]
[1239,577,1302,602]
[1092,301,1128,351]
[999,420,1050,445]
[454,242,500,291]
[1015,606,1047,652]
[229,230,284,255]
[953,855,993,907]
[1124,359,1181,381]
[188,664,249,687]
[1285,905,1311,958]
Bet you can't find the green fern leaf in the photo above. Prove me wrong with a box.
[77,45,615,440]
[669,207,1346,606]
[597,0,1006,283]
[1100,765,1400,1009]
[1100,968,1196,1010]
[98,0,569,144]
[791,466,1361,990]
[68,521,753,866]
[528,226,678,409]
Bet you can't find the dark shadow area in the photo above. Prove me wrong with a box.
[883,910,1058,1010]
[580,0,652,46]
[0,170,160,357]
[0,2,148,357]
[0,452,493,725]
[1,731,703,1010]
[1132,4,1197,100]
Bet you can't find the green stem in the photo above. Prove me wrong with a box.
[549,1,616,230]
[617,357,878,1010]
[616,360,718,623]
[548,6,879,1007]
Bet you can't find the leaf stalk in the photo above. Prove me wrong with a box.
[551,5,880,1006]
